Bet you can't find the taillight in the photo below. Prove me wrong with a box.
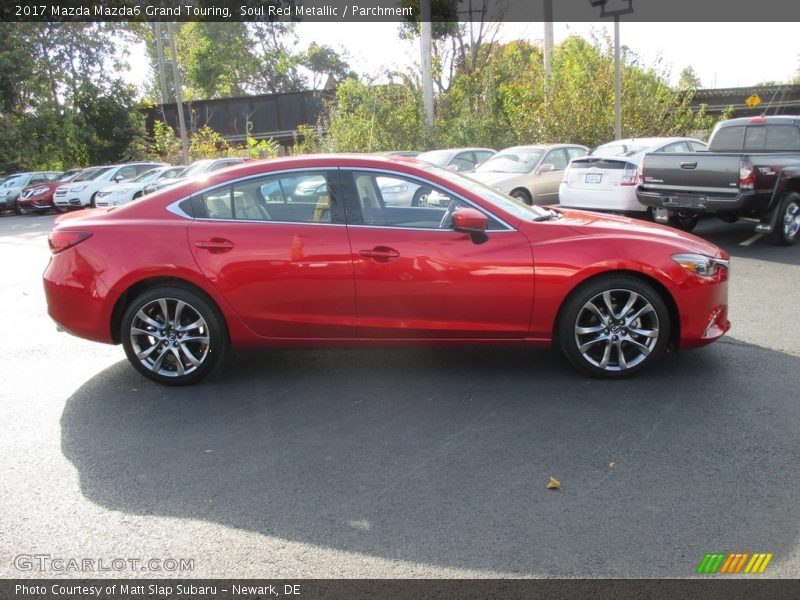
[48,230,92,254]
[620,162,638,186]
[739,159,755,190]
[637,162,644,185]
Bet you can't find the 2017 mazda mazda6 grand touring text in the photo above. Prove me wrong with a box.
[43,155,730,385]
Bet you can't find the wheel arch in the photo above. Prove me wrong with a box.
[551,269,680,349]
[110,276,230,345]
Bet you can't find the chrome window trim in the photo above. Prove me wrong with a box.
[165,167,338,222]
[166,165,519,232]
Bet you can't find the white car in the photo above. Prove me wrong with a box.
[53,162,167,209]
[470,144,588,205]
[559,137,707,216]
[94,166,185,207]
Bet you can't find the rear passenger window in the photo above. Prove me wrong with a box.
[192,172,335,224]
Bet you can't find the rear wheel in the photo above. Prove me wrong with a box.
[89,193,98,208]
[558,275,671,378]
[121,286,227,385]
[768,192,800,246]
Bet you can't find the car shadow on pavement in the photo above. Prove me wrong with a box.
[60,341,800,577]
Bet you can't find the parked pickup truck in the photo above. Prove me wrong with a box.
[636,115,800,245]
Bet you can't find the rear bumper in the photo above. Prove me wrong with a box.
[637,188,764,214]
[558,184,647,213]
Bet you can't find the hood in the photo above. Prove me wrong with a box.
[469,171,523,188]
[549,208,724,257]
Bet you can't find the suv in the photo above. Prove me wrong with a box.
[53,162,166,209]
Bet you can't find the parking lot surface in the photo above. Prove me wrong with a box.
[1,213,798,578]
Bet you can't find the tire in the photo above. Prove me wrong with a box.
[121,285,228,385]
[510,188,533,205]
[89,193,98,209]
[411,188,432,207]
[132,191,143,201]
[558,275,671,378]
[11,198,23,215]
[768,192,800,246]
[666,210,699,232]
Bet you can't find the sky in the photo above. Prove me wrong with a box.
[124,22,800,94]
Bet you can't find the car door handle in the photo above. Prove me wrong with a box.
[359,246,400,263]
[195,238,234,253]
[680,161,698,169]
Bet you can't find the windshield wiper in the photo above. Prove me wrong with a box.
[532,208,561,222]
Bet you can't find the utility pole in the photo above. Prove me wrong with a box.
[590,0,633,140]
[420,0,434,143]
[543,0,554,104]
[166,21,189,164]
[154,22,169,113]
[614,15,621,140]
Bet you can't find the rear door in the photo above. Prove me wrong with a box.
[187,169,357,339]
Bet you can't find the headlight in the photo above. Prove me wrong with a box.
[381,184,408,194]
[70,185,88,192]
[672,253,729,277]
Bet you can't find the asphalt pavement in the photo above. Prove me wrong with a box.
[1,213,798,579]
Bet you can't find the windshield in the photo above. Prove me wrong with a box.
[132,168,167,183]
[57,171,77,182]
[592,142,650,158]
[476,150,544,174]
[181,160,215,179]
[416,150,453,167]
[74,167,113,182]
[2,176,24,187]
[420,163,550,221]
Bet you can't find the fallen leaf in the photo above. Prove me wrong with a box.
[547,476,561,490]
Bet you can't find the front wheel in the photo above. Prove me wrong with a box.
[411,188,432,207]
[121,286,227,385]
[558,275,671,378]
[769,192,800,246]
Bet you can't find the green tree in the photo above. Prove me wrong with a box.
[301,43,354,89]
[324,76,427,152]
[678,66,702,90]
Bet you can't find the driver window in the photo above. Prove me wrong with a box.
[350,171,503,230]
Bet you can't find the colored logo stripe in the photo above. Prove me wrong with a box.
[697,553,773,574]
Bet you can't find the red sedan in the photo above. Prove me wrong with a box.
[44,155,730,385]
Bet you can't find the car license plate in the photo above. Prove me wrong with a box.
[585,173,602,184]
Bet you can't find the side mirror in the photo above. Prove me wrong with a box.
[114,175,125,183]
[447,164,461,172]
[537,163,555,174]
[452,208,489,244]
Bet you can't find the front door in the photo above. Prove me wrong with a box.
[341,169,535,339]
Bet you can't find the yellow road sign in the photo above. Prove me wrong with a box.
[746,93,762,108]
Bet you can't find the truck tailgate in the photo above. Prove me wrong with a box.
[640,153,740,196]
